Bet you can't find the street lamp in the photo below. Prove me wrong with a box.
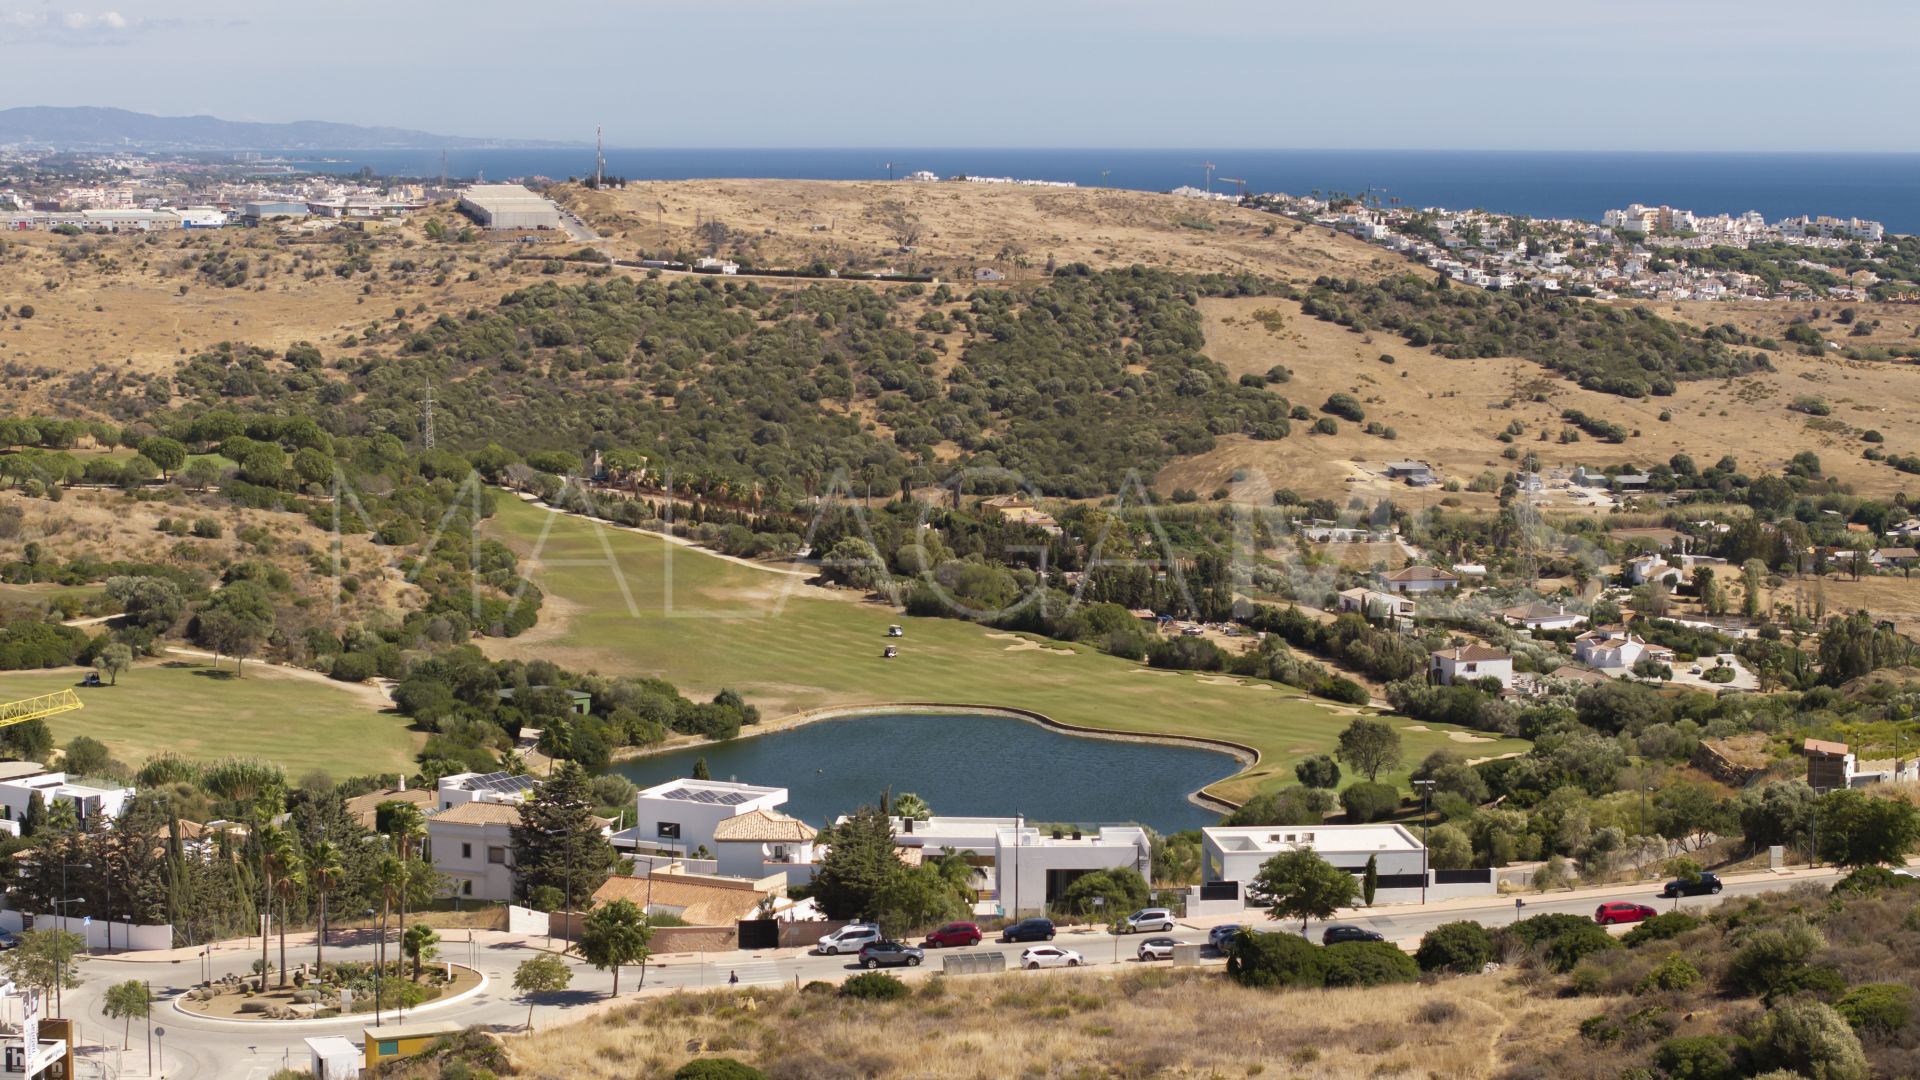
[1411,780,1436,905]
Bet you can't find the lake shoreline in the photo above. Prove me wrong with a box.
[609,701,1254,816]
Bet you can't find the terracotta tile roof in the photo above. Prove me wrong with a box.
[1382,565,1458,583]
[1803,738,1850,757]
[591,875,770,925]
[1433,645,1511,663]
[345,788,434,828]
[712,808,816,843]
[429,802,522,827]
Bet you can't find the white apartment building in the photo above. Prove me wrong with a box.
[1429,645,1515,689]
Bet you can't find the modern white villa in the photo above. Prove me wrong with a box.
[886,815,1153,917]
[0,762,135,836]
[1196,823,1494,913]
[621,779,792,860]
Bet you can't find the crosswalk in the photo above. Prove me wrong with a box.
[724,960,787,987]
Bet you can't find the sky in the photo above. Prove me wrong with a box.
[2,0,1917,151]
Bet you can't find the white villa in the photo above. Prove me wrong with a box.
[1198,824,1494,912]
[1430,645,1514,689]
[1500,601,1587,632]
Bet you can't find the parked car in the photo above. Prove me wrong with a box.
[1659,872,1724,898]
[1321,924,1385,945]
[0,930,17,951]
[1594,902,1659,925]
[857,940,925,969]
[1020,946,1083,970]
[1136,936,1180,961]
[922,922,982,948]
[1123,908,1175,933]
[815,923,882,955]
[1000,918,1057,943]
[1207,924,1245,952]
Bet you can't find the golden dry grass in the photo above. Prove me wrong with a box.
[567,178,1406,284]
[0,213,569,411]
[1158,294,1920,504]
[502,967,1592,1080]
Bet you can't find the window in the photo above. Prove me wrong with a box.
[461,879,473,896]
[377,1041,398,1057]
[488,846,507,864]
[461,843,472,859]
[657,822,681,840]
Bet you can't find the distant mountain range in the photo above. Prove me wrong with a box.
[0,107,583,151]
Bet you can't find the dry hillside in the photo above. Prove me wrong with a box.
[567,178,1407,283]
[0,211,572,410]
[1158,294,1920,504]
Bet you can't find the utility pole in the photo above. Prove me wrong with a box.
[595,125,605,189]
[1412,780,1436,904]
[144,980,153,1076]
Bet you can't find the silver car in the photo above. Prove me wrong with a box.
[1136,936,1179,961]
[1123,907,1175,933]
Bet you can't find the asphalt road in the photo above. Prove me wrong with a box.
[60,866,1846,1079]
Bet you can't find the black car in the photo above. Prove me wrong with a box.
[1000,918,1056,943]
[1659,872,1724,898]
[1207,924,1246,952]
[856,940,925,969]
[1321,924,1385,945]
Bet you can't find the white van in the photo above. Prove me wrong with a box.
[815,923,882,956]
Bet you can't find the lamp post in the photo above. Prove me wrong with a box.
[1412,780,1436,905]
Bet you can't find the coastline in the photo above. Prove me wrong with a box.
[609,700,1255,815]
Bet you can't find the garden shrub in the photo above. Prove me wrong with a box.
[1416,921,1493,974]
[1320,941,1418,988]
[837,972,909,1001]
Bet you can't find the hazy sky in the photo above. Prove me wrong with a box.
[3,0,1916,151]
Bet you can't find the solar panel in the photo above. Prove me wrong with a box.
[462,771,539,794]
[659,786,752,804]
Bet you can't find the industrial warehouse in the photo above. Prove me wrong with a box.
[456,183,562,230]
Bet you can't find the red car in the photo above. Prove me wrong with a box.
[1594,902,1658,925]
[922,921,982,948]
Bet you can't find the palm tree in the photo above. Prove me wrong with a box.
[385,803,426,950]
[265,830,305,988]
[373,855,406,976]
[307,840,345,977]
[255,824,287,990]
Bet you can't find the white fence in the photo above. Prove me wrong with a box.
[29,914,173,951]
[505,904,547,936]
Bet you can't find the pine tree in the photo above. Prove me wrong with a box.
[810,804,903,920]
[510,762,617,907]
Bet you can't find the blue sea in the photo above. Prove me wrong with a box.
[290,148,1920,234]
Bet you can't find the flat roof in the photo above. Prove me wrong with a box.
[363,1020,462,1041]
[639,778,782,804]
[1203,824,1422,855]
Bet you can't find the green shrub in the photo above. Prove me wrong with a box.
[837,972,909,1001]
[1652,1035,1738,1080]
[1622,911,1702,948]
[1726,918,1826,999]
[1415,921,1493,974]
[1320,940,1418,988]
[1323,393,1366,422]
[1636,952,1701,993]
[1224,930,1325,990]
[1338,781,1400,823]
[1831,865,1912,897]
[1748,1000,1869,1080]
[1834,982,1913,1037]
[674,1061,767,1080]
[1503,913,1593,950]
[1544,924,1619,973]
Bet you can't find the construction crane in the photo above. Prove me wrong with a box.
[1188,161,1217,193]
[0,689,83,730]
[1365,186,1389,209]
[1217,177,1249,199]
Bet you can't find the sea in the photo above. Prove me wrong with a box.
[288,148,1920,234]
